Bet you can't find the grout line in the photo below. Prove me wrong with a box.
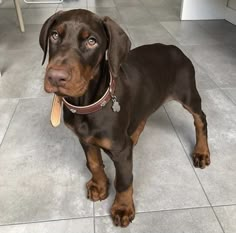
[0,215,94,227]
[163,106,226,233]
[1,203,235,228]
[0,99,19,149]
[93,202,96,233]
[212,203,236,208]
[94,204,236,219]
[94,206,213,219]
[211,208,227,233]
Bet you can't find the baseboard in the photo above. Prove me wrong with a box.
[225,6,236,24]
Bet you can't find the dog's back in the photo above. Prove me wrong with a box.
[121,44,196,131]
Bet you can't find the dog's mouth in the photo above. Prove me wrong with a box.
[44,78,88,98]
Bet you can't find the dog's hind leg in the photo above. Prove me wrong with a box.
[178,86,210,169]
[173,63,210,168]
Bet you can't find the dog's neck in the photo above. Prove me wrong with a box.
[66,58,110,107]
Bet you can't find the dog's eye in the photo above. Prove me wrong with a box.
[51,31,59,41]
[87,37,97,46]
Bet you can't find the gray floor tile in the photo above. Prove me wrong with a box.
[185,44,236,88]
[214,205,236,233]
[94,108,209,216]
[161,21,220,46]
[0,24,42,51]
[0,36,7,50]
[114,0,141,7]
[118,6,154,26]
[0,98,93,224]
[140,0,182,7]
[165,89,236,205]
[222,88,236,104]
[0,48,6,69]
[228,42,236,51]
[22,8,57,24]
[197,20,236,36]
[95,208,223,233]
[147,1,181,22]
[0,218,94,233]
[0,99,18,144]
[0,9,18,25]
[57,0,87,9]
[148,7,180,22]
[197,20,236,45]
[88,0,115,8]
[127,23,177,47]
[0,49,47,98]
[88,7,122,24]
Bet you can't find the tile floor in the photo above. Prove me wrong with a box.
[0,0,236,232]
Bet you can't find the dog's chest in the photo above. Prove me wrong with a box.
[64,114,112,150]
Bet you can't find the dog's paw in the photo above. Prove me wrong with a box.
[86,179,109,202]
[111,202,135,227]
[193,152,210,169]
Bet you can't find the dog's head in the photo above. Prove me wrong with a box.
[39,9,131,97]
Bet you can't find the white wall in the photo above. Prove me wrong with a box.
[181,0,227,20]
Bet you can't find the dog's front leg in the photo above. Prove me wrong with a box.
[80,141,109,201]
[110,140,135,227]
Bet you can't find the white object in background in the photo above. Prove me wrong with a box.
[24,0,63,3]
[14,0,25,32]
[225,0,236,24]
[181,0,227,20]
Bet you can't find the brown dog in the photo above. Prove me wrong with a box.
[40,9,210,227]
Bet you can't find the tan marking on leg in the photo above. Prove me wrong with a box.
[192,113,210,167]
[183,104,210,168]
[193,113,209,154]
[111,185,135,227]
[190,112,210,169]
[131,120,146,145]
[86,146,109,201]
[84,137,112,150]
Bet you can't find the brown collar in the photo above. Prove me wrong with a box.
[62,72,117,114]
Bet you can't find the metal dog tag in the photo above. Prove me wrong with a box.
[112,97,120,112]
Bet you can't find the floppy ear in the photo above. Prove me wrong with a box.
[103,16,131,78]
[39,11,63,65]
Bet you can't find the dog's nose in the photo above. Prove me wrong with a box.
[46,69,69,86]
